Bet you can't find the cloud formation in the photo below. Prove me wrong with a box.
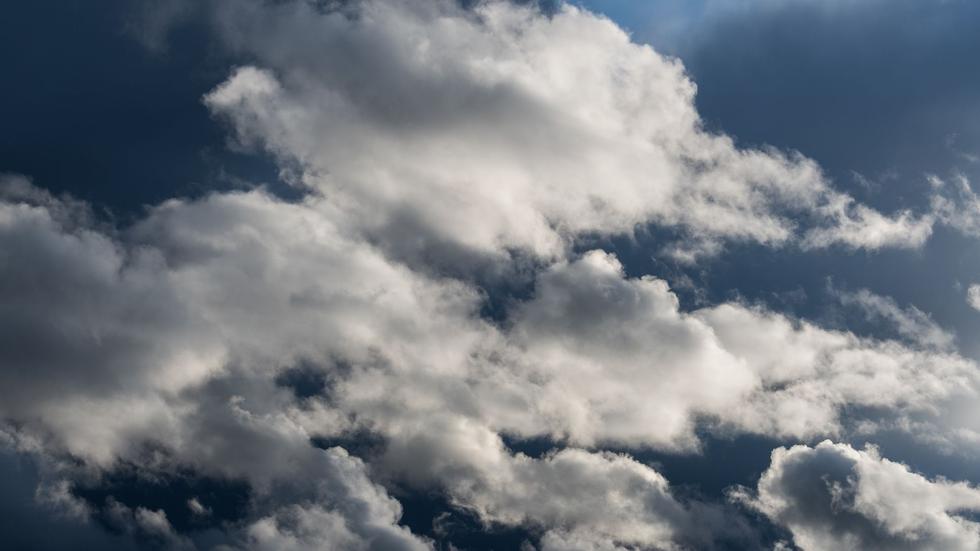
[203,0,930,265]
[2,1,979,549]
[3,171,977,548]
[738,440,980,551]
[835,287,954,351]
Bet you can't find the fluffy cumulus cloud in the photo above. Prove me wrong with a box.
[0,179,725,549]
[0,178,443,548]
[737,440,980,551]
[202,0,930,266]
[930,174,980,238]
[835,287,954,351]
[2,0,979,549]
[240,447,430,551]
[376,418,739,550]
[2,170,977,549]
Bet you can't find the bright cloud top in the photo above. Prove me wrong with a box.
[204,0,931,265]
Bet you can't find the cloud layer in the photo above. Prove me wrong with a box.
[2,1,979,549]
[2,167,976,548]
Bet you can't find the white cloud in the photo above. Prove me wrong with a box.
[377,416,754,550]
[699,303,976,439]
[506,250,756,448]
[236,447,431,551]
[835,287,954,350]
[186,498,210,517]
[967,284,980,312]
[499,251,977,447]
[802,197,933,251]
[202,0,930,266]
[2,176,977,548]
[736,440,980,551]
[101,500,193,550]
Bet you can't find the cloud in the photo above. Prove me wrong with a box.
[2,168,978,548]
[932,174,980,238]
[200,0,930,267]
[103,501,193,550]
[504,250,756,448]
[504,251,977,447]
[377,416,757,550]
[239,447,431,551]
[634,0,980,190]
[0,181,222,464]
[2,1,979,548]
[801,197,933,251]
[736,440,980,551]
[0,179,447,548]
[835,287,954,350]
[245,504,377,551]
[968,285,980,312]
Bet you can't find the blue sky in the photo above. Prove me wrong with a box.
[3,1,980,550]
[584,0,980,358]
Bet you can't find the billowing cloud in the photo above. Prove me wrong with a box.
[376,416,758,550]
[474,251,975,449]
[835,287,954,351]
[736,440,980,551]
[202,0,930,267]
[3,173,977,549]
[2,1,978,549]
[968,284,980,312]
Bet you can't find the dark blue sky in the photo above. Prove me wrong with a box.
[0,0,277,216]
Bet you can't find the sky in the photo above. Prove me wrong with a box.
[2,1,980,549]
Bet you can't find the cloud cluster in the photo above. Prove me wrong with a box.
[3,170,977,548]
[505,251,979,448]
[835,287,954,351]
[738,440,980,551]
[202,0,929,266]
[2,0,978,549]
